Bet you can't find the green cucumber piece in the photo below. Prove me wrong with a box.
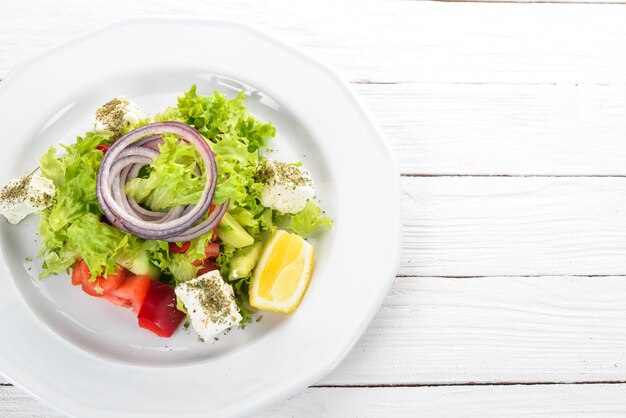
[119,251,160,279]
[217,212,255,248]
[229,242,262,280]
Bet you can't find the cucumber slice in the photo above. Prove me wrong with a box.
[119,251,161,279]
[229,242,262,280]
[217,212,255,248]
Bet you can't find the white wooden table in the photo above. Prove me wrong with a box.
[4,0,626,416]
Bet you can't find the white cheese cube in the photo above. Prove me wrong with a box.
[175,270,242,340]
[95,96,142,134]
[0,174,55,224]
[257,159,315,214]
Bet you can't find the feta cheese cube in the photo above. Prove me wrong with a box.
[257,159,315,214]
[175,270,242,340]
[95,96,142,135]
[0,174,55,224]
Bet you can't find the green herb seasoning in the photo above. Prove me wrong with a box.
[0,175,52,208]
[95,97,129,137]
[256,159,312,190]
[0,175,30,202]
[185,275,239,325]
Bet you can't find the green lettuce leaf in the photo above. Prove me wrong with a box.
[38,131,112,278]
[66,213,134,280]
[286,201,333,236]
[125,134,206,210]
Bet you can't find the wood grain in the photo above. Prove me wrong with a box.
[0,387,61,418]
[4,383,626,418]
[355,83,626,176]
[257,384,626,418]
[399,176,626,276]
[320,275,626,385]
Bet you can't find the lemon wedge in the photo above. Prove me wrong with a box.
[249,230,314,313]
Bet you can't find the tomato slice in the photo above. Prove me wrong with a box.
[203,242,220,259]
[169,241,191,254]
[71,260,89,286]
[103,274,151,314]
[137,281,186,337]
[191,242,220,267]
[196,259,219,277]
[73,261,126,297]
[81,267,126,297]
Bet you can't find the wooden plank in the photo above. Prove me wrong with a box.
[1,2,626,83]
[399,176,626,277]
[257,384,626,418]
[320,276,626,385]
[355,83,626,176]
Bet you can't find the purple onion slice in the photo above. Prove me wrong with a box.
[96,122,228,242]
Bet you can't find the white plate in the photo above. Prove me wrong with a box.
[0,18,400,417]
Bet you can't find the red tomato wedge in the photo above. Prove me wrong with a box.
[137,281,186,337]
[191,242,220,267]
[71,260,89,286]
[169,241,191,254]
[197,259,219,277]
[72,260,126,296]
[94,268,126,294]
[103,274,151,314]
[203,242,220,259]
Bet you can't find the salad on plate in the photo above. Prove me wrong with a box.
[0,85,331,340]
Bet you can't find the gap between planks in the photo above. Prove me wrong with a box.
[3,381,626,389]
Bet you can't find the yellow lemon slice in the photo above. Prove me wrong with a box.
[249,230,314,313]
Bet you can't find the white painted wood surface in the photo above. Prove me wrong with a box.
[357,83,626,175]
[256,385,626,418]
[322,275,626,385]
[4,0,626,417]
[4,383,626,418]
[400,177,626,276]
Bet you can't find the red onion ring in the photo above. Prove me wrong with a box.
[96,122,228,242]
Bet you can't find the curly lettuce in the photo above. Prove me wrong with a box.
[38,131,111,278]
[125,134,206,210]
[37,84,331,326]
[286,201,333,236]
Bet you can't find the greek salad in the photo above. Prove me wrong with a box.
[0,85,331,339]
